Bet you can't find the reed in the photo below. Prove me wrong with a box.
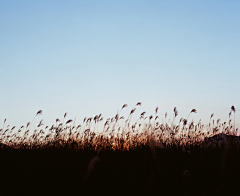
[0,104,238,151]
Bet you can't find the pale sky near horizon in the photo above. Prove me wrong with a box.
[0,0,239,133]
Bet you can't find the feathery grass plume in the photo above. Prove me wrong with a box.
[104,119,109,127]
[115,103,128,117]
[139,111,145,120]
[37,110,43,116]
[208,113,214,127]
[56,118,60,126]
[155,107,159,115]
[122,104,128,109]
[231,105,236,113]
[3,118,6,130]
[87,117,92,123]
[66,119,73,124]
[135,111,146,128]
[148,115,154,134]
[37,120,44,128]
[191,109,197,113]
[26,122,30,128]
[183,119,187,125]
[172,107,178,126]
[231,105,236,135]
[93,115,99,123]
[115,114,119,121]
[174,107,178,117]
[210,113,214,119]
[136,102,142,106]
[62,112,67,124]
[127,108,136,128]
[130,108,136,115]
[187,109,197,120]
[189,121,194,129]
[29,110,42,132]
[39,119,44,125]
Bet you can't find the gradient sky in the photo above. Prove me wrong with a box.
[0,0,239,133]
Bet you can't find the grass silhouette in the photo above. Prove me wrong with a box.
[0,104,239,196]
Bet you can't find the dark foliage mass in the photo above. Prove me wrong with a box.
[0,134,240,196]
[0,105,239,195]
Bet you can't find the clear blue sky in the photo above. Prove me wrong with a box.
[0,0,239,131]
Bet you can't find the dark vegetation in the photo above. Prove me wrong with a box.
[1,134,240,196]
[0,104,239,195]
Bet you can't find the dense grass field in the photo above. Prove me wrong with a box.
[0,104,239,196]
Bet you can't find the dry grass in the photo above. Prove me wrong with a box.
[0,104,239,196]
[0,104,238,151]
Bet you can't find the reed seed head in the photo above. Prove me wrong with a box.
[26,122,30,128]
[174,107,178,117]
[66,119,73,124]
[231,105,236,113]
[191,109,197,113]
[130,108,136,114]
[36,110,42,116]
[136,102,141,106]
[183,119,187,125]
[122,104,128,109]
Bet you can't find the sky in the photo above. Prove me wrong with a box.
[0,0,239,134]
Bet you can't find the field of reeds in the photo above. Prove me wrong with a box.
[0,103,239,196]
